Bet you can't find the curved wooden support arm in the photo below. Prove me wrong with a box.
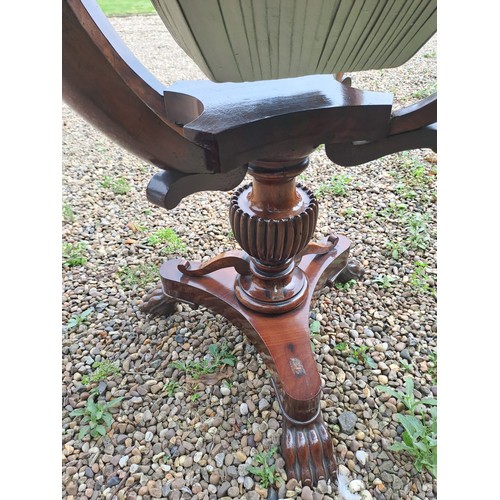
[146,166,247,209]
[389,93,437,135]
[327,123,436,166]
[62,0,214,174]
[326,94,437,166]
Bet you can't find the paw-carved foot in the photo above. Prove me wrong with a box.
[282,415,337,487]
[329,258,365,285]
[139,283,176,316]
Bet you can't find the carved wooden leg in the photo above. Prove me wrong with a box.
[140,283,199,315]
[281,408,337,485]
[145,235,350,485]
[140,283,176,315]
[328,258,365,285]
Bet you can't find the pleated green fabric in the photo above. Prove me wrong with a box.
[152,0,436,82]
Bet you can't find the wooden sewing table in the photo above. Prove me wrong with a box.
[63,0,436,486]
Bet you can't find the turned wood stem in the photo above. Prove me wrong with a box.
[229,156,318,313]
[245,158,309,217]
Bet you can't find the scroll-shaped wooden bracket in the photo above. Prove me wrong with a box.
[178,250,251,277]
[295,234,340,262]
[326,93,437,166]
[146,166,247,210]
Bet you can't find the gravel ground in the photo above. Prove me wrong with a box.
[62,14,437,500]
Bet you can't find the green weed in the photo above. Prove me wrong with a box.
[380,202,408,219]
[347,344,377,369]
[334,342,348,352]
[412,82,437,99]
[165,381,179,397]
[145,228,186,254]
[373,274,396,289]
[392,408,437,478]
[427,352,437,384]
[310,319,322,351]
[63,242,88,267]
[315,174,351,197]
[118,263,158,288]
[386,241,407,261]
[82,360,121,387]
[335,279,356,291]
[67,308,94,330]
[70,396,123,439]
[343,207,356,218]
[170,342,236,379]
[400,359,414,373]
[405,214,431,251]
[377,377,437,478]
[375,377,436,415]
[100,175,131,195]
[396,183,417,200]
[410,260,435,296]
[248,447,283,488]
[63,204,76,222]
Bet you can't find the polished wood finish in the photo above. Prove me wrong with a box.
[326,92,437,166]
[178,250,251,277]
[62,0,248,209]
[63,0,437,486]
[141,235,352,485]
[163,76,393,170]
[229,159,319,314]
[389,93,437,135]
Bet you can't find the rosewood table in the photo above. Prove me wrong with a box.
[62,0,437,486]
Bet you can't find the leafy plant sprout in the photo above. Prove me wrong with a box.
[372,274,396,289]
[315,174,351,197]
[164,381,179,397]
[67,308,94,330]
[410,260,436,296]
[343,207,356,218]
[405,213,431,251]
[427,352,437,384]
[100,175,131,195]
[335,279,356,291]
[70,396,124,439]
[400,359,414,373]
[375,377,436,415]
[63,242,88,267]
[376,377,437,477]
[145,227,186,254]
[347,344,377,369]
[63,204,76,222]
[82,359,121,387]
[391,407,437,477]
[386,241,407,260]
[118,263,158,288]
[248,447,283,488]
[309,319,322,351]
[170,341,236,379]
[190,392,201,402]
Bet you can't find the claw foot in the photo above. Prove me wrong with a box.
[329,258,365,285]
[139,283,176,316]
[282,414,337,487]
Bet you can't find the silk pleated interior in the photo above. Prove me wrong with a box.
[152,0,437,82]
